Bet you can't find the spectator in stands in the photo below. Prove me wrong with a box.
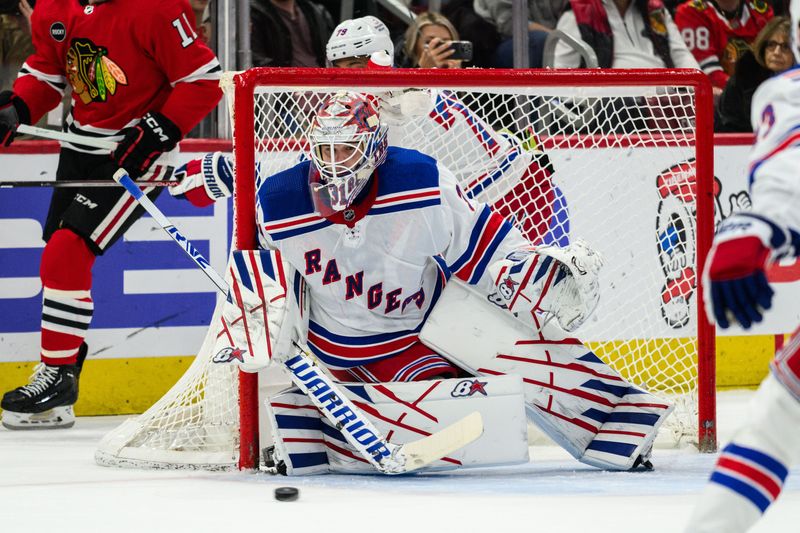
[675,0,773,91]
[200,3,212,45]
[396,12,465,68]
[715,16,794,132]
[251,0,335,67]
[0,0,33,92]
[554,0,699,69]
[441,0,502,67]
[553,0,698,134]
[472,0,566,67]
[190,0,212,45]
[768,0,789,15]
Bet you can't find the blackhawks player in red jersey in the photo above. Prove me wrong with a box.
[675,0,773,89]
[0,0,227,430]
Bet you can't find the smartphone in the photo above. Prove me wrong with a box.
[447,41,473,62]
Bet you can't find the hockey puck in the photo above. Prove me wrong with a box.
[274,486,299,502]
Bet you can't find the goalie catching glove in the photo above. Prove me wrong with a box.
[215,250,306,372]
[170,152,233,207]
[488,239,604,332]
[703,214,792,329]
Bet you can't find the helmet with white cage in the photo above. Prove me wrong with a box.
[308,91,388,215]
[326,16,394,64]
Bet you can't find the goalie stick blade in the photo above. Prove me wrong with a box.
[391,411,484,474]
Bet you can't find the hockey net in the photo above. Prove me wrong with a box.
[96,68,716,470]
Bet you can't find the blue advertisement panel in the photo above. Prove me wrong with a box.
[0,151,232,362]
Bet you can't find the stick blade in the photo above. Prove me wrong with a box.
[397,411,483,473]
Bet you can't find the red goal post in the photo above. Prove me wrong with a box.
[92,68,716,471]
[230,68,717,469]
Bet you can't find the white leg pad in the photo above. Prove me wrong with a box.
[266,374,529,475]
[420,279,673,470]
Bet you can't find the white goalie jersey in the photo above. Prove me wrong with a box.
[256,147,529,372]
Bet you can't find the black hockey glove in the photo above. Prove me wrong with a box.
[0,91,31,147]
[112,111,182,178]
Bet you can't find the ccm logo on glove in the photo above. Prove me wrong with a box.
[144,114,171,143]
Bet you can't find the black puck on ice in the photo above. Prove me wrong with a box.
[274,486,299,502]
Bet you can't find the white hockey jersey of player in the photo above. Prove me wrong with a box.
[256,146,529,370]
[684,65,800,533]
[386,90,533,205]
[747,67,800,241]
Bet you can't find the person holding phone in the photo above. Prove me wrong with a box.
[402,12,468,69]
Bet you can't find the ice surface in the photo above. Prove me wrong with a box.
[1,390,798,533]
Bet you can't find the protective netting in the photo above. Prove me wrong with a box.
[96,304,241,469]
[95,69,714,470]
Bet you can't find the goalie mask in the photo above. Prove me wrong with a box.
[308,91,388,216]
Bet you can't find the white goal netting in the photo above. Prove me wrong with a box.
[96,68,716,470]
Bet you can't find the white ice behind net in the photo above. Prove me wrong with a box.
[96,77,704,469]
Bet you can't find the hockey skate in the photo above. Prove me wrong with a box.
[262,445,288,475]
[631,445,654,471]
[1,343,87,430]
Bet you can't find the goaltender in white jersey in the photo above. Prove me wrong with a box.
[214,90,675,475]
[326,16,557,244]
[686,5,800,531]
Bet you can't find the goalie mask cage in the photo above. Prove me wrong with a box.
[95,68,716,471]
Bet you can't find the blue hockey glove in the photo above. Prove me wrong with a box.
[703,214,790,329]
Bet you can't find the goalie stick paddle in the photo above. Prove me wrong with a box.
[112,168,484,474]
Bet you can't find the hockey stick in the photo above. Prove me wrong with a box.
[0,180,179,188]
[17,124,117,151]
[1,126,178,188]
[112,168,483,474]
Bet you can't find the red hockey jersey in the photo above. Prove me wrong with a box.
[674,0,772,89]
[14,0,221,152]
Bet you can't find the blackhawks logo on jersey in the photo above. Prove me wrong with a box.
[66,38,128,104]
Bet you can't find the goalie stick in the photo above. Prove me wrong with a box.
[111,168,484,474]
